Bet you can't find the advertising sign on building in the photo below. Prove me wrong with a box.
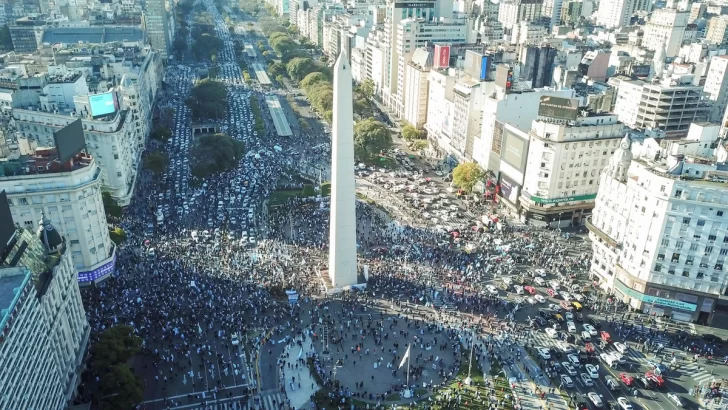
[464,50,484,78]
[495,64,514,94]
[434,45,451,69]
[538,96,579,121]
[394,1,436,7]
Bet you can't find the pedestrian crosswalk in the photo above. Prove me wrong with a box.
[182,392,286,410]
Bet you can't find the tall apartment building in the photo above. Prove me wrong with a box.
[614,78,710,138]
[8,16,47,52]
[596,0,651,29]
[380,0,459,117]
[704,55,728,123]
[588,137,728,324]
[706,15,728,47]
[498,0,543,31]
[0,149,115,281]
[403,47,432,129]
[144,0,171,60]
[0,211,90,409]
[642,7,689,58]
[518,101,625,226]
[542,0,563,29]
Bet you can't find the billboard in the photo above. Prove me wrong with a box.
[499,176,519,204]
[501,129,528,173]
[0,190,16,257]
[495,65,514,94]
[433,45,450,69]
[89,92,119,118]
[538,96,579,121]
[394,1,435,7]
[54,118,86,163]
[464,50,484,79]
[481,55,489,80]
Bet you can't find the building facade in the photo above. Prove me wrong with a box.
[0,150,115,281]
[588,140,728,324]
[596,0,651,29]
[0,223,90,410]
[144,0,171,60]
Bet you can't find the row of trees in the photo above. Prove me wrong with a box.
[186,79,227,120]
[86,326,144,410]
[299,71,333,123]
[249,95,265,134]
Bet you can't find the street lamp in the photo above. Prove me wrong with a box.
[464,328,476,385]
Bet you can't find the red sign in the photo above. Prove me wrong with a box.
[434,45,450,69]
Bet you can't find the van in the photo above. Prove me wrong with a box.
[599,353,617,367]
[550,281,561,290]
[515,285,524,294]
[534,277,545,286]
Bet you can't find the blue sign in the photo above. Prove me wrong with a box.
[78,254,116,283]
[615,281,697,312]
[480,56,489,81]
[89,92,118,118]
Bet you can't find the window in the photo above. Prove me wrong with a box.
[657,253,665,261]
[114,154,119,159]
[671,253,681,263]
[694,235,702,240]
[654,264,662,272]
[697,271,705,279]
[690,244,699,251]
[683,217,691,225]
[682,270,690,277]
[709,235,717,241]
[697,220,706,227]
[716,263,724,271]
[676,241,684,249]
[675,189,683,198]
[706,246,714,254]
[718,211,724,217]
[668,268,676,275]
[661,239,670,247]
[686,256,694,265]
[721,248,728,256]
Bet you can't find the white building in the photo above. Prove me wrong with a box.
[403,48,432,129]
[518,106,625,226]
[705,55,728,123]
[474,86,576,172]
[425,69,457,157]
[0,149,115,280]
[450,77,487,160]
[596,0,652,29]
[498,0,543,31]
[642,7,689,58]
[0,222,90,410]
[588,136,728,324]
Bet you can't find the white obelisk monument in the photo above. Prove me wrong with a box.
[328,47,358,289]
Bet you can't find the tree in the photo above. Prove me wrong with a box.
[267,61,287,78]
[0,25,13,52]
[150,127,172,141]
[193,33,223,61]
[401,123,422,141]
[190,134,245,178]
[286,57,316,81]
[89,325,141,375]
[307,82,333,114]
[300,72,328,91]
[354,119,393,161]
[102,192,122,218]
[143,151,169,175]
[269,33,296,55]
[452,162,484,192]
[355,79,375,102]
[288,24,299,35]
[109,227,127,245]
[186,79,227,120]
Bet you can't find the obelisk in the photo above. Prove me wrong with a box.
[328,47,358,289]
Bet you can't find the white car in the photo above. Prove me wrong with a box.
[534,269,547,277]
[503,277,513,285]
[545,327,558,338]
[537,347,551,359]
[614,342,629,354]
[617,397,633,410]
[562,362,577,375]
[567,353,580,366]
[588,392,603,408]
[583,324,598,336]
[486,285,499,295]
[528,297,537,305]
[581,331,592,341]
[565,312,574,321]
[574,293,585,302]
[550,281,561,290]
[534,277,546,286]
[585,364,599,378]
[567,321,576,333]
[667,393,682,407]
[580,373,593,386]
[561,291,572,301]
[535,294,546,303]
[556,341,573,353]
[560,375,574,388]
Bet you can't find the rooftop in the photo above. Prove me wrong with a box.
[0,267,31,333]
[0,150,93,178]
[42,26,144,45]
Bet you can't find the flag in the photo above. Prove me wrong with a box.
[399,345,411,369]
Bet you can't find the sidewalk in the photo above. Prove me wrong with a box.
[280,332,319,409]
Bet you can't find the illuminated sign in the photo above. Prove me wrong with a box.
[394,1,436,7]
[529,193,597,205]
[78,253,116,283]
[615,281,697,312]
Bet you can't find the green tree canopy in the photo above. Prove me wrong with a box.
[286,57,316,81]
[97,365,144,410]
[267,61,287,78]
[307,82,333,114]
[300,72,329,91]
[186,79,227,120]
[143,151,169,175]
[102,192,122,218]
[354,119,393,161]
[452,162,484,192]
[89,325,142,375]
[355,79,375,102]
[193,33,223,61]
[401,123,423,141]
[150,127,172,141]
[190,134,245,178]
[269,34,296,55]
[90,326,143,410]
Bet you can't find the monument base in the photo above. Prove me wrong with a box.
[402,389,412,399]
[317,268,367,295]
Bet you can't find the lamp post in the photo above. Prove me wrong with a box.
[465,328,476,385]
